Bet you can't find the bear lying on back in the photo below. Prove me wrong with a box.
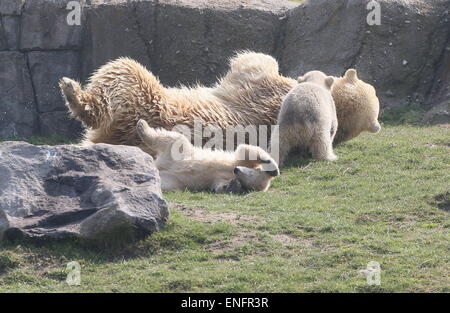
[59,52,295,155]
[136,120,279,193]
[271,71,338,166]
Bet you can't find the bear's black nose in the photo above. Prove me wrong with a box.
[233,167,240,174]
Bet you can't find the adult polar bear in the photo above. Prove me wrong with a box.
[60,51,380,155]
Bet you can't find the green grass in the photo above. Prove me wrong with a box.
[380,106,426,126]
[0,125,449,292]
[0,135,74,145]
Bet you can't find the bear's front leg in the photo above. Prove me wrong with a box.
[311,131,338,161]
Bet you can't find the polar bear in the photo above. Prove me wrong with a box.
[59,52,380,154]
[136,120,279,193]
[271,71,338,166]
[332,69,381,144]
[59,52,295,154]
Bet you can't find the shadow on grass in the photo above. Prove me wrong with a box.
[0,211,222,267]
[280,153,313,170]
[0,231,161,266]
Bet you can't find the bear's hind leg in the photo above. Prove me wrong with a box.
[270,126,294,167]
[310,132,338,161]
[136,120,192,158]
[59,77,108,129]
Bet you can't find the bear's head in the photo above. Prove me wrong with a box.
[233,165,279,192]
[298,70,335,90]
[332,69,381,144]
[232,144,280,192]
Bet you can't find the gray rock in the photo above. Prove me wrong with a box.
[426,42,450,124]
[282,0,366,77]
[158,0,297,12]
[39,111,83,139]
[281,0,450,110]
[350,0,450,109]
[0,16,20,50]
[0,52,38,138]
[80,1,154,80]
[198,7,281,85]
[423,101,450,125]
[0,141,169,242]
[28,51,80,113]
[20,0,82,50]
[0,209,8,241]
[0,0,24,15]
[0,20,6,50]
[153,1,285,86]
[153,3,209,85]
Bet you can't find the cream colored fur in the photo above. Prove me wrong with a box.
[272,71,338,166]
[59,52,380,155]
[136,120,279,193]
[332,69,381,144]
[60,52,295,155]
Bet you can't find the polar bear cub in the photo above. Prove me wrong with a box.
[271,71,338,166]
[136,120,279,193]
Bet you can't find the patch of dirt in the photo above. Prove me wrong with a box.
[170,203,261,225]
[434,192,450,211]
[388,214,420,229]
[170,204,313,255]
[208,233,260,255]
[438,124,450,129]
[170,203,265,255]
[271,234,300,246]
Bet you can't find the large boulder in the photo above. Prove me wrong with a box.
[0,141,169,243]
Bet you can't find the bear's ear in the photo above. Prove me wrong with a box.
[297,75,306,83]
[344,69,358,84]
[325,76,335,89]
